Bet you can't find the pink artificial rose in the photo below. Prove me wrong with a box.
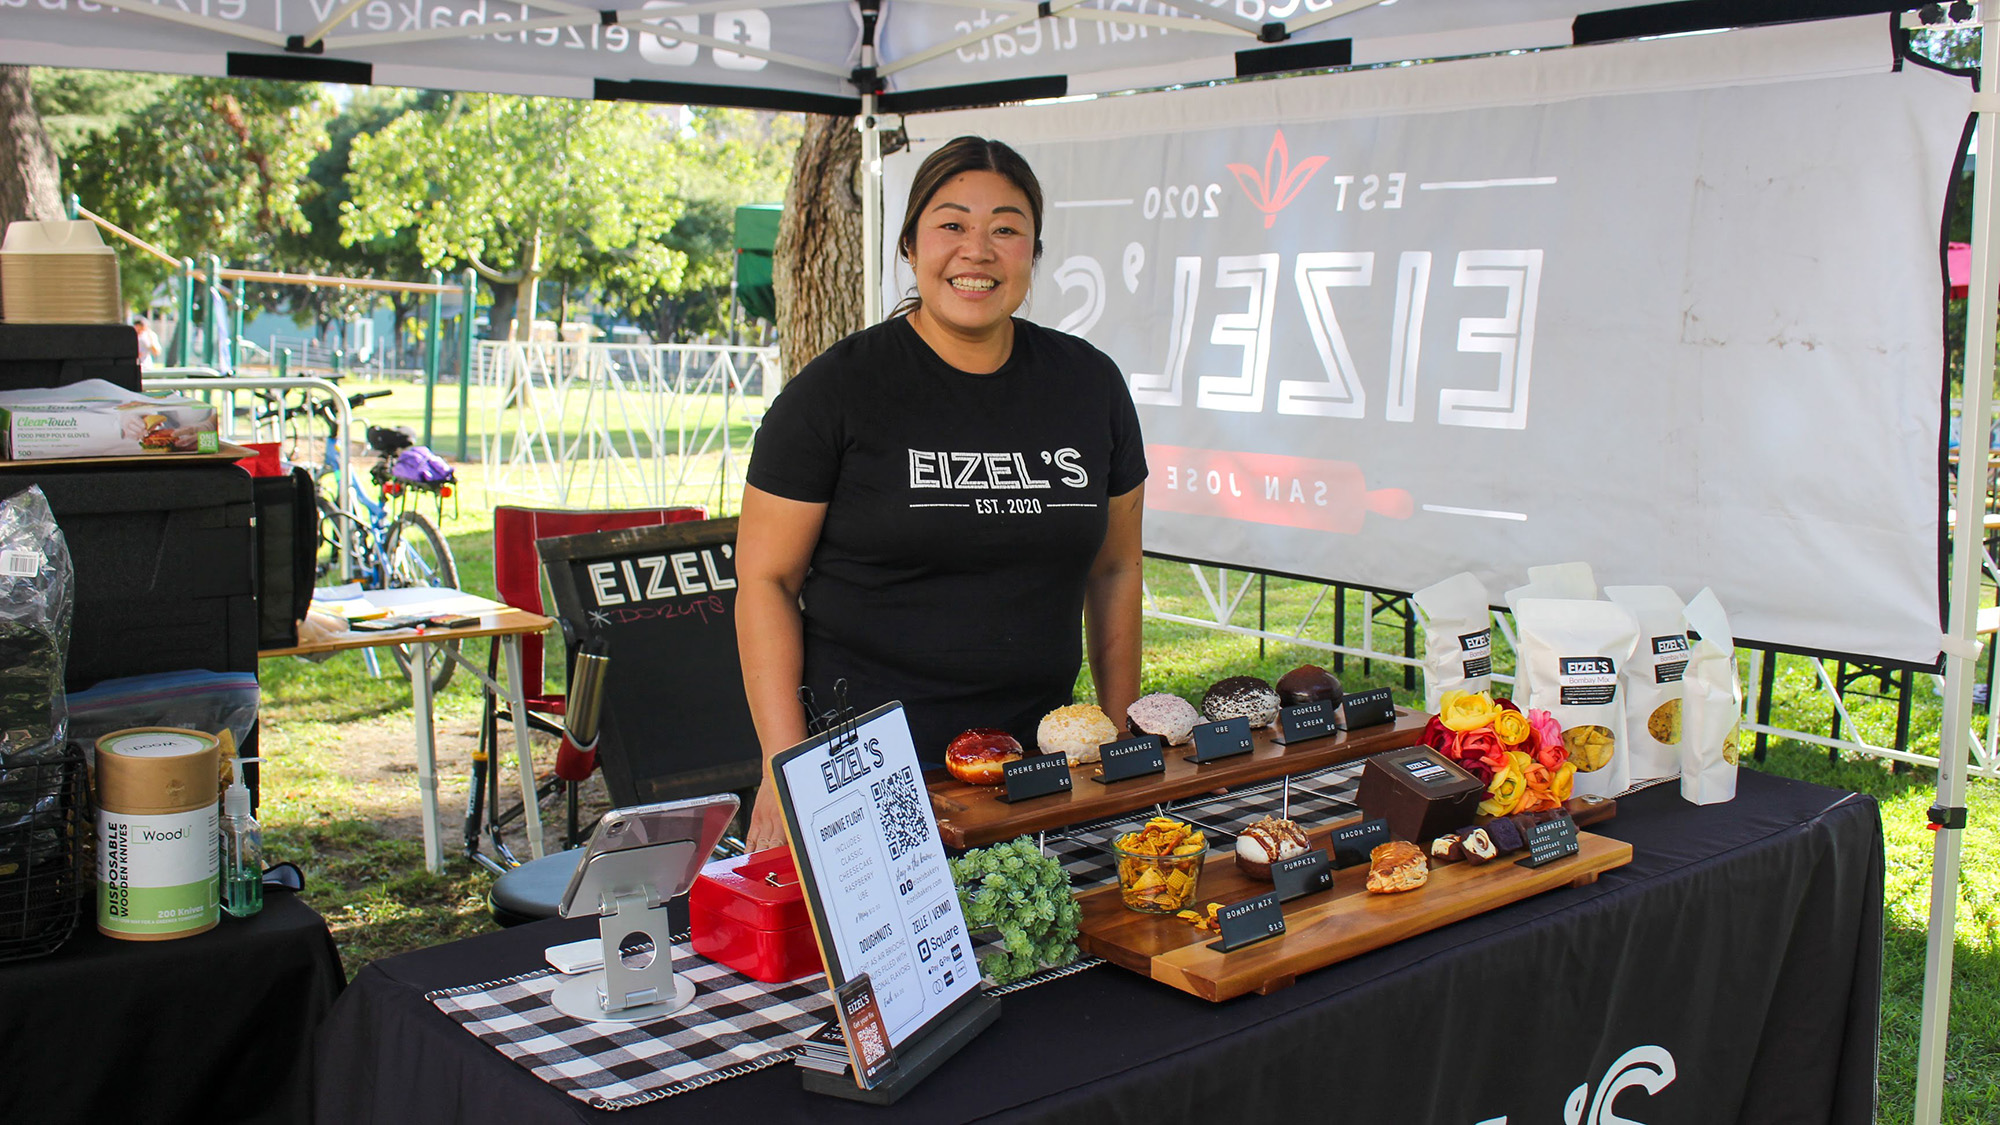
[1528,709,1568,769]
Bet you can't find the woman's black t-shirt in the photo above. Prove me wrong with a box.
[746,316,1149,763]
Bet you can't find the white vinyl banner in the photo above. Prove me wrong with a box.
[888,18,1968,665]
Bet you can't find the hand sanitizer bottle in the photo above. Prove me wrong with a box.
[220,758,264,919]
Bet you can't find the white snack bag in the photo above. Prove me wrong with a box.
[1503,562,1599,614]
[1512,598,1640,801]
[1527,562,1598,598]
[1679,588,1741,805]
[1603,585,1689,783]
[1412,572,1493,711]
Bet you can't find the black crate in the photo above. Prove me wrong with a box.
[252,467,315,650]
[0,744,89,963]
[0,324,142,393]
[0,463,257,689]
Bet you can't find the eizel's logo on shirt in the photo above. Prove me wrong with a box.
[907,448,1088,490]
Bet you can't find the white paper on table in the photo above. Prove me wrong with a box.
[363,587,510,616]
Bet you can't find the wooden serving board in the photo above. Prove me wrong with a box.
[1074,820,1632,1002]
[927,709,1427,849]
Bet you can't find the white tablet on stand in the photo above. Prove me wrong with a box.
[547,793,738,1024]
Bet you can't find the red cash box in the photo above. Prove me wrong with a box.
[689,848,824,983]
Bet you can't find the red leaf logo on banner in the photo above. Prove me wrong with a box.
[1227,129,1328,229]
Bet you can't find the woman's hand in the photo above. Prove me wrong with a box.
[745,776,790,852]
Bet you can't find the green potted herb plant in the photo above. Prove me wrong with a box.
[949,836,1082,986]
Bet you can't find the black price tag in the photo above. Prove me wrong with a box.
[1273,700,1339,744]
[1340,687,1397,731]
[1517,814,1581,868]
[1270,849,1333,902]
[999,753,1073,803]
[1092,734,1165,784]
[1207,891,1286,953]
[1328,817,1390,869]
[1186,716,1254,763]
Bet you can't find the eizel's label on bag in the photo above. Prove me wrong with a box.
[1558,657,1618,706]
[1651,634,1690,684]
[97,806,219,936]
[1460,629,1493,679]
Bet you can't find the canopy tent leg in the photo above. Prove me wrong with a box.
[1916,11,1999,1124]
[861,91,883,326]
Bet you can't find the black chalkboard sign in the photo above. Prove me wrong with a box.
[539,517,762,804]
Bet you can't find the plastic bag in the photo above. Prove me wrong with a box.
[66,670,259,759]
[390,445,456,485]
[0,486,74,767]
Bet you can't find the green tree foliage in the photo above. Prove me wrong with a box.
[57,76,331,309]
[276,87,433,344]
[26,68,173,157]
[341,93,691,340]
[598,107,798,341]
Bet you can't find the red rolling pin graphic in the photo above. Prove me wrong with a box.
[1144,444,1413,534]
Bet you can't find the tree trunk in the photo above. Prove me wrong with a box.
[486,284,517,342]
[0,67,63,228]
[774,114,864,382]
[512,228,543,342]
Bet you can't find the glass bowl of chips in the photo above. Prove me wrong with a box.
[1111,816,1207,913]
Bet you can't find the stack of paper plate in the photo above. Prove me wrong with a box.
[1,220,122,324]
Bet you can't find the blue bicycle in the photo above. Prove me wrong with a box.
[267,387,462,691]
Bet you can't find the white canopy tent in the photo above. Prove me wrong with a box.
[2,2,1987,1120]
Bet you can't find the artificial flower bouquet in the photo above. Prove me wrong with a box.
[1419,689,1576,816]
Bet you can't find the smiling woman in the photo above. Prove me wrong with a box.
[733,136,1149,851]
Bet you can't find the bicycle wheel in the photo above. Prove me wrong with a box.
[314,498,379,586]
[384,512,460,693]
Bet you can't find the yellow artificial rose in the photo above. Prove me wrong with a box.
[1478,759,1528,817]
[1549,761,1577,801]
[1492,708,1531,746]
[1439,689,1501,733]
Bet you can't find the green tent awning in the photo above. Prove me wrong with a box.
[733,203,781,323]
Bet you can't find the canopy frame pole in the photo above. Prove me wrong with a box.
[862,104,882,325]
[1916,9,1999,1123]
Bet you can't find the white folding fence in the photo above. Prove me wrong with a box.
[472,340,777,515]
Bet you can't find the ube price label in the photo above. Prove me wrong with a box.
[1000,754,1072,803]
[1093,735,1165,784]
[1208,891,1286,953]
[1187,716,1254,763]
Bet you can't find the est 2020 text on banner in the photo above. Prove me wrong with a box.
[772,702,980,1050]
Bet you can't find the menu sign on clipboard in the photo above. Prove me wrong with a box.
[771,702,983,1085]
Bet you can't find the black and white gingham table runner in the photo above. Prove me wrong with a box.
[1044,760,1364,885]
[428,761,1362,1110]
[428,942,835,1110]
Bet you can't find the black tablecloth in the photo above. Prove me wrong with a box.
[2,891,345,1123]
[315,770,1881,1123]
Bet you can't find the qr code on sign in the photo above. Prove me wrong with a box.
[870,766,927,861]
[853,1019,887,1066]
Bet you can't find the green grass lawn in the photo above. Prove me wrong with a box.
[257,500,1999,1122]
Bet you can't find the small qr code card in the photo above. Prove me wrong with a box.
[835,974,895,1086]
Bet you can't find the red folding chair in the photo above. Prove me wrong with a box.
[468,504,706,870]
